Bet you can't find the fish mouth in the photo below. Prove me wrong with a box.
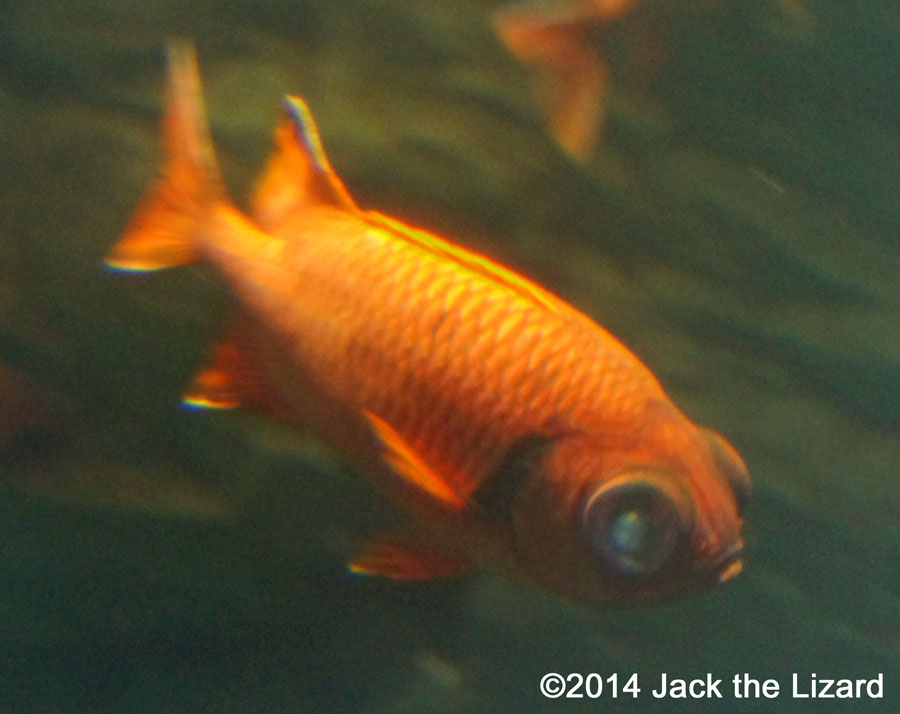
[717,558,743,583]
[714,540,744,584]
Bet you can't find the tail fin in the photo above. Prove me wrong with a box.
[106,41,224,272]
[493,6,607,160]
[493,1,638,159]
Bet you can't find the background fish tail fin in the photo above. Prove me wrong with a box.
[493,3,612,159]
[106,41,225,272]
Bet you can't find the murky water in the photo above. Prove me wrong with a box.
[0,0,897,711]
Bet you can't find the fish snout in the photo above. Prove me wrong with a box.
[698,426,751,516]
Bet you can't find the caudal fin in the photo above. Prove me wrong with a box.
[493,6,607,160]
[493,1,639,159]
[106,41,224,272]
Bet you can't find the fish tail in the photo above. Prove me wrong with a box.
[493,2,626,159]
[106,41,225,272]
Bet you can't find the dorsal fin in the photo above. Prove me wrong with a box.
[251,96,358,228]
[363,211,569,316]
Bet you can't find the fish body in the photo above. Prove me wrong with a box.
[107,44,748,607]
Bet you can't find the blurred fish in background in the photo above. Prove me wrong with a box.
[493,0,640,158]
[492,0,812,158]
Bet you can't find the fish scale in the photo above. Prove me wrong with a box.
[312,231,622,487]
[288,231,523,475]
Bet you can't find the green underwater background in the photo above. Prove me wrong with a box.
[0,0,898,711]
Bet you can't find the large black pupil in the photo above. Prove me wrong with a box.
[586,483,677,576]
[609,509,653,568]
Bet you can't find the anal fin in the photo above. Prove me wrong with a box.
[182,320,294,423]
[182,339,244,410]
[349,533,470,580]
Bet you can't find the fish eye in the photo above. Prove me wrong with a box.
[699,427,751,515]
[582,477,687,577]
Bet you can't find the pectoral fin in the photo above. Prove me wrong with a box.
[363,411,468,511]
[349,533,470,580]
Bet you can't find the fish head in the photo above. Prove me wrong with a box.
[504,411,749,608]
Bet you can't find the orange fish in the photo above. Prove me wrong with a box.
[493,0,641,159]
[494,0,806,159]
[106,43,748,607]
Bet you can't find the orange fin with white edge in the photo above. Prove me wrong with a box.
[251,95,358,229]
[182,338,245,411]
[363,410,469,512]
[181,321,294,423]
[349,533,470,580]
[105,41,224,272]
